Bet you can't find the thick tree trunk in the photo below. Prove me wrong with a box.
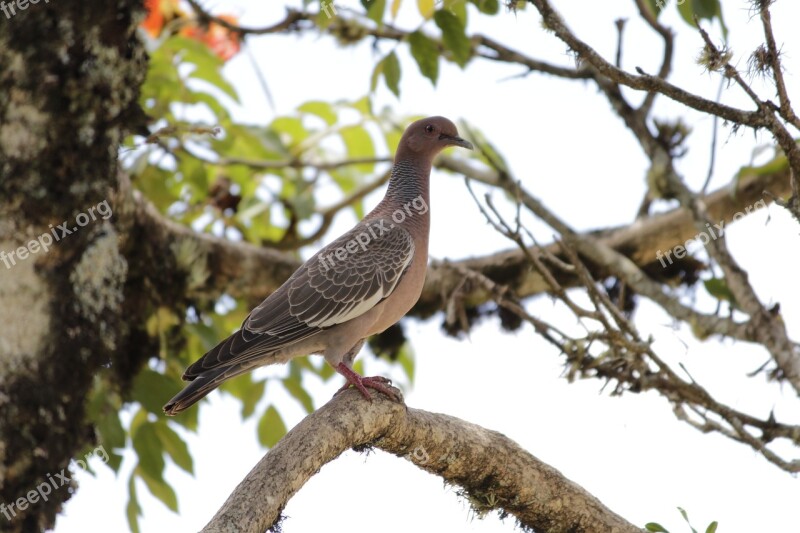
[0,2,146,530]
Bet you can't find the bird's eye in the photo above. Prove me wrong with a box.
[425,124,435,133]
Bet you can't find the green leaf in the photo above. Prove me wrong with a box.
[166,398,199,432]
[434,10,471,67]
[397,342,415,382]
[347,96,373,116]
[241,379,267,419]
[289,189,316,220]
[185,322,222,352]
[703,278,738,309]
[131,368,182,415]
[383,51,402,97]
[257,405,287,448]
[126,475,142,533]
[169,36,240,102]
[677,506,699,533]
[443,0,468,26]
[417,0,435,19]
[96,409,126,451]
[135,164,179,212]
[469,0,498,15]
[132,423,165,481]
[326,170,365,218]
[218,123,288,161]
[340,125,376,172]
[298,101,337,126]
[105,451,124,473]
[96,411,126,472]
[645,523,670,533]
[183,90,231,121]
[283,376,315,413]
[153,421,194,475]
[362,0,387,24]
[190,57,240,103]
[138,467,179,512]
[318,359,336,381]
[458,120,506,172]
[383,126,403,154]
[390,0,402,19]
[271,117,310,148]
[677,0,694,25]
[130,407,149,436]
[705,522,718,533]
[408,31,440,85]
[693,0,719,19]
[677,0,726,37]
[370,60,383,93]
[179,153,209,202]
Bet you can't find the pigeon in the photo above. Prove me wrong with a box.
[164,116,472,415]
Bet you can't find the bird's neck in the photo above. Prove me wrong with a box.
[381,157,431,209]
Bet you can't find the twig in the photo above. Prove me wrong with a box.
[701,77,725,193]
[759,4,800,130]
[185,1,311,35]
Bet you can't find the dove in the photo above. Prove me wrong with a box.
[164,117,472,415]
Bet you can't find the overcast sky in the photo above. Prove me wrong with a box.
[56,1,800,532]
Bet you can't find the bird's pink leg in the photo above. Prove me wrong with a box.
[335,363,402,402]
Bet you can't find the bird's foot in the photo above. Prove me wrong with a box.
[335,363,402,402]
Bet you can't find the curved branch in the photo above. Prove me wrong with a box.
[203,390,643,533]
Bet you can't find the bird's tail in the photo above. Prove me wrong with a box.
[163,365,243,416]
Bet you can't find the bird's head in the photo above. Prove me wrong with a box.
[400,116,473,157]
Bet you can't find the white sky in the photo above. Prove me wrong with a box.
[55,1,800,532]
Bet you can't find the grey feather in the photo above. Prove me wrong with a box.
[181,219,414,379]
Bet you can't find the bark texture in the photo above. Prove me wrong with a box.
[0,2,146,530]
[204,389,643,533]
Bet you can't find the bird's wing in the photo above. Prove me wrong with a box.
[249,218,415,330]
[183,219,414,379]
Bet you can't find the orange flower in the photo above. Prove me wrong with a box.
[181,15,242,62]
[141,0,182,38]
[140,0,241,62]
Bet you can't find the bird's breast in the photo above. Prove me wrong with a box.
[365,238,429,336]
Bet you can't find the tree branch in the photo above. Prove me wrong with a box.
[184,2,311,35]
[759,3,800,130]
[127,157,792,316]
[527,0,769,129]
[203,390,643,533]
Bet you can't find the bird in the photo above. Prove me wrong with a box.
[164,117,473,415]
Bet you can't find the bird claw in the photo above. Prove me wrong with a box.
[335,363,403,402]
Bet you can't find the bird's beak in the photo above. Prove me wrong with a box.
[440,134,473,150]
